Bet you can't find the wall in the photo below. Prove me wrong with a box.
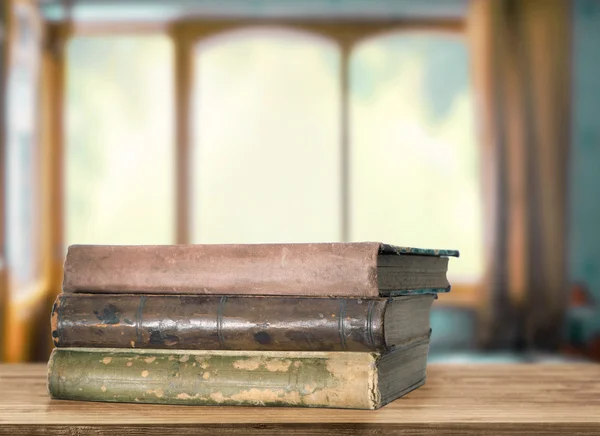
[566,0,600,360]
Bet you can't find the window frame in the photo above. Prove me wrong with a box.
[46,16,477,306]
[2,0,49,361]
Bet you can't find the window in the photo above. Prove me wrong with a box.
[65,36,174,245]
[349,32,482,284]
[63,23,482,294]
[192,28,341,243]
[5,1,42,299]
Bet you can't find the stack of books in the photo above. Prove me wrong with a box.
[48,242,457,409]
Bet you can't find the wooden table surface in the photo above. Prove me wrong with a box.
[1,363,599,435]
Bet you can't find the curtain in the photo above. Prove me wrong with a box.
[468,0,571,350]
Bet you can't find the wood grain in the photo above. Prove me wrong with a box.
[1,363,600,434]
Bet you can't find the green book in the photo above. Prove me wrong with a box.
[48,338,430,409]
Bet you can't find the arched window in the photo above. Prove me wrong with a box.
[65,36,175,245]
[63,26,482,286]
[349,32,482,283]
[192,28,341,243]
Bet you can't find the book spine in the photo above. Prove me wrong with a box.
[62,243,381,297]
[51,294,388,352]
[48,348,378,409]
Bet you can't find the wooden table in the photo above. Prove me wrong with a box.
[1,363,599,435]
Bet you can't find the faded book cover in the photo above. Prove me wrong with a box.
[62,242,458,297]
[48,339,430,409]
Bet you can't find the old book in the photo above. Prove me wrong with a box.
[51,293,434,351]
[62,242,458,297]
[47,338,430,409]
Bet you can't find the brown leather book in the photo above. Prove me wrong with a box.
[62,242,458,297]
[51,293,434,352]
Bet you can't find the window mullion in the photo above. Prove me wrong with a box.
[340,43,351,243]
[172,29,194,244]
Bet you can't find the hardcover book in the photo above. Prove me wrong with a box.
[51,293,434,352]
[62,242,459,297]
[48,338,430,409]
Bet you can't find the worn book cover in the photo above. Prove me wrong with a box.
[62,242,458,297]
[47,338,430,409]
[51,293,434,351]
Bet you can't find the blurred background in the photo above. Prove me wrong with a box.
[0,0,597,363]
